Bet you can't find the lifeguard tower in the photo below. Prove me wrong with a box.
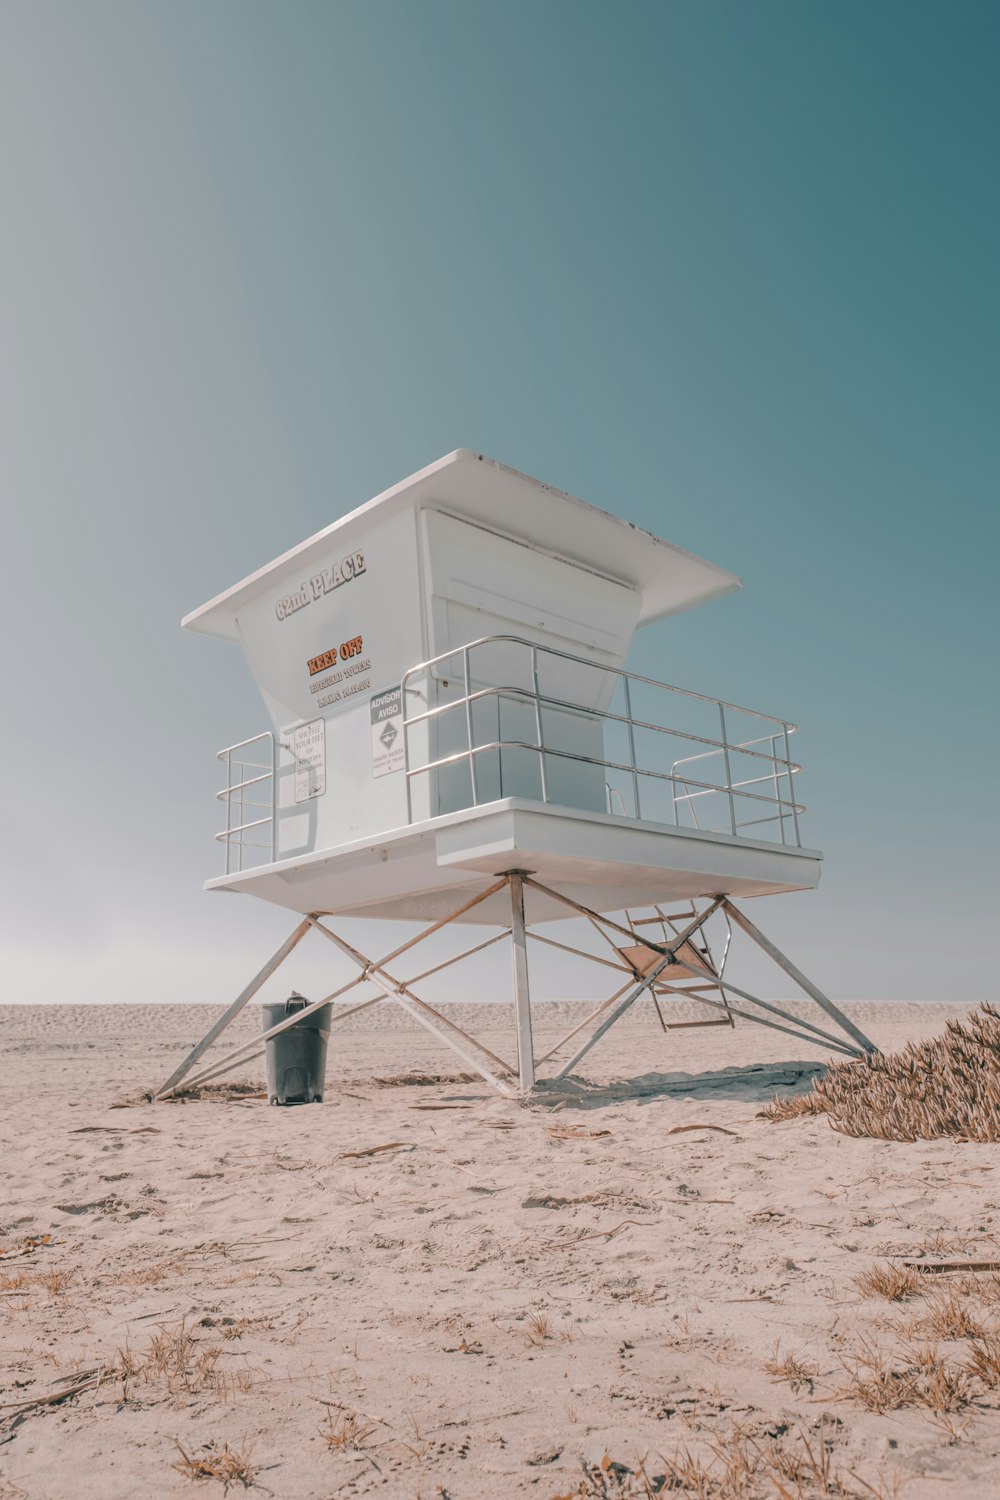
[158,451,874,1101]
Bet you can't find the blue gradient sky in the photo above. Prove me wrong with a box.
[2,1,997,1004]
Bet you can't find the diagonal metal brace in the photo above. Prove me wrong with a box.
[552,898,725,1080]
[308,917,518,1096]
[720,898,878,1054]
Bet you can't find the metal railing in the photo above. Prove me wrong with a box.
[671,731,801,846]
[212,638,806,873]
[216,732,276,874]
[401,635,805,846]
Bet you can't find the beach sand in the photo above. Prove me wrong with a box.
[2,1000,1000,1498]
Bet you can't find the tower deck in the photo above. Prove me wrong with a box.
[207,796,821,925]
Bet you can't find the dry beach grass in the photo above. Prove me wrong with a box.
[2,1000,1000,1498]
[761,1004,1000,1141]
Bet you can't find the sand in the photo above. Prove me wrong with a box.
[3,1000,1000,1498]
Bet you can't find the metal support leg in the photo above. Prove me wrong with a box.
[156,917,312,1098]
[720,898,878,1055]
[508,872,535,1092]
[154,878,875,1105]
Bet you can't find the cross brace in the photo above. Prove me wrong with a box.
[154,879,877,1101]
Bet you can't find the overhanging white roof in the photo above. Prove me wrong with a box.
[183,450,740,642]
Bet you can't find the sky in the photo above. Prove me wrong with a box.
[1,0,997,1008]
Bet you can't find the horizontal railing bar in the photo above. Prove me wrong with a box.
[679,771,795,795]
[728,772,791,789]
[215,762,269,786]
[404,682,800,775]
[671,734,780,770]
[215,734,274,758]
[401,633,797,731]
[407,696,797,780]
[674,771,794,803]
[215,818,271,839]
[406,740,806,814]
[627,762,802,812]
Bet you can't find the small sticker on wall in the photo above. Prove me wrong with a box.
[292,719,326,802]
[371,687,404,778]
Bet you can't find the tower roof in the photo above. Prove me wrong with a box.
[182,450,740,641]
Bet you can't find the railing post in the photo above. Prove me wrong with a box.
[508,872,535,1092]
[463,647,479,805]
[225,747,233,876]
[239,759,247,873]
[718,703,738,837]
[782,724,801,847]
[771,733,785,845]
[669,760,682,825]
[623,674,641,820]
[530,645,549,804]
[270,732,277,862]
[402,672,413,825]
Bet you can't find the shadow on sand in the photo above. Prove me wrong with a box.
[531,1059,826,1111]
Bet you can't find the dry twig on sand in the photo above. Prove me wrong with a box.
[0,1368,101,1419]
[545,1219,653,1248]
[761,1003,1000,1141]
[338,1141,412,1159]
[902,1258,1000,1274]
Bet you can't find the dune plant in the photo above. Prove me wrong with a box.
[762,1004,1000,1141]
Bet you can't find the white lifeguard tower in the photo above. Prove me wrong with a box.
[159,451,874,1101]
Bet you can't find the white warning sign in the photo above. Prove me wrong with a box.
[292,718,326,802]
[371,686,404,778]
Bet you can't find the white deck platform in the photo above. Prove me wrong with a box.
[206,797,821,925]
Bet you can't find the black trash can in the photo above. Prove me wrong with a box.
[262,993,331,1105]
